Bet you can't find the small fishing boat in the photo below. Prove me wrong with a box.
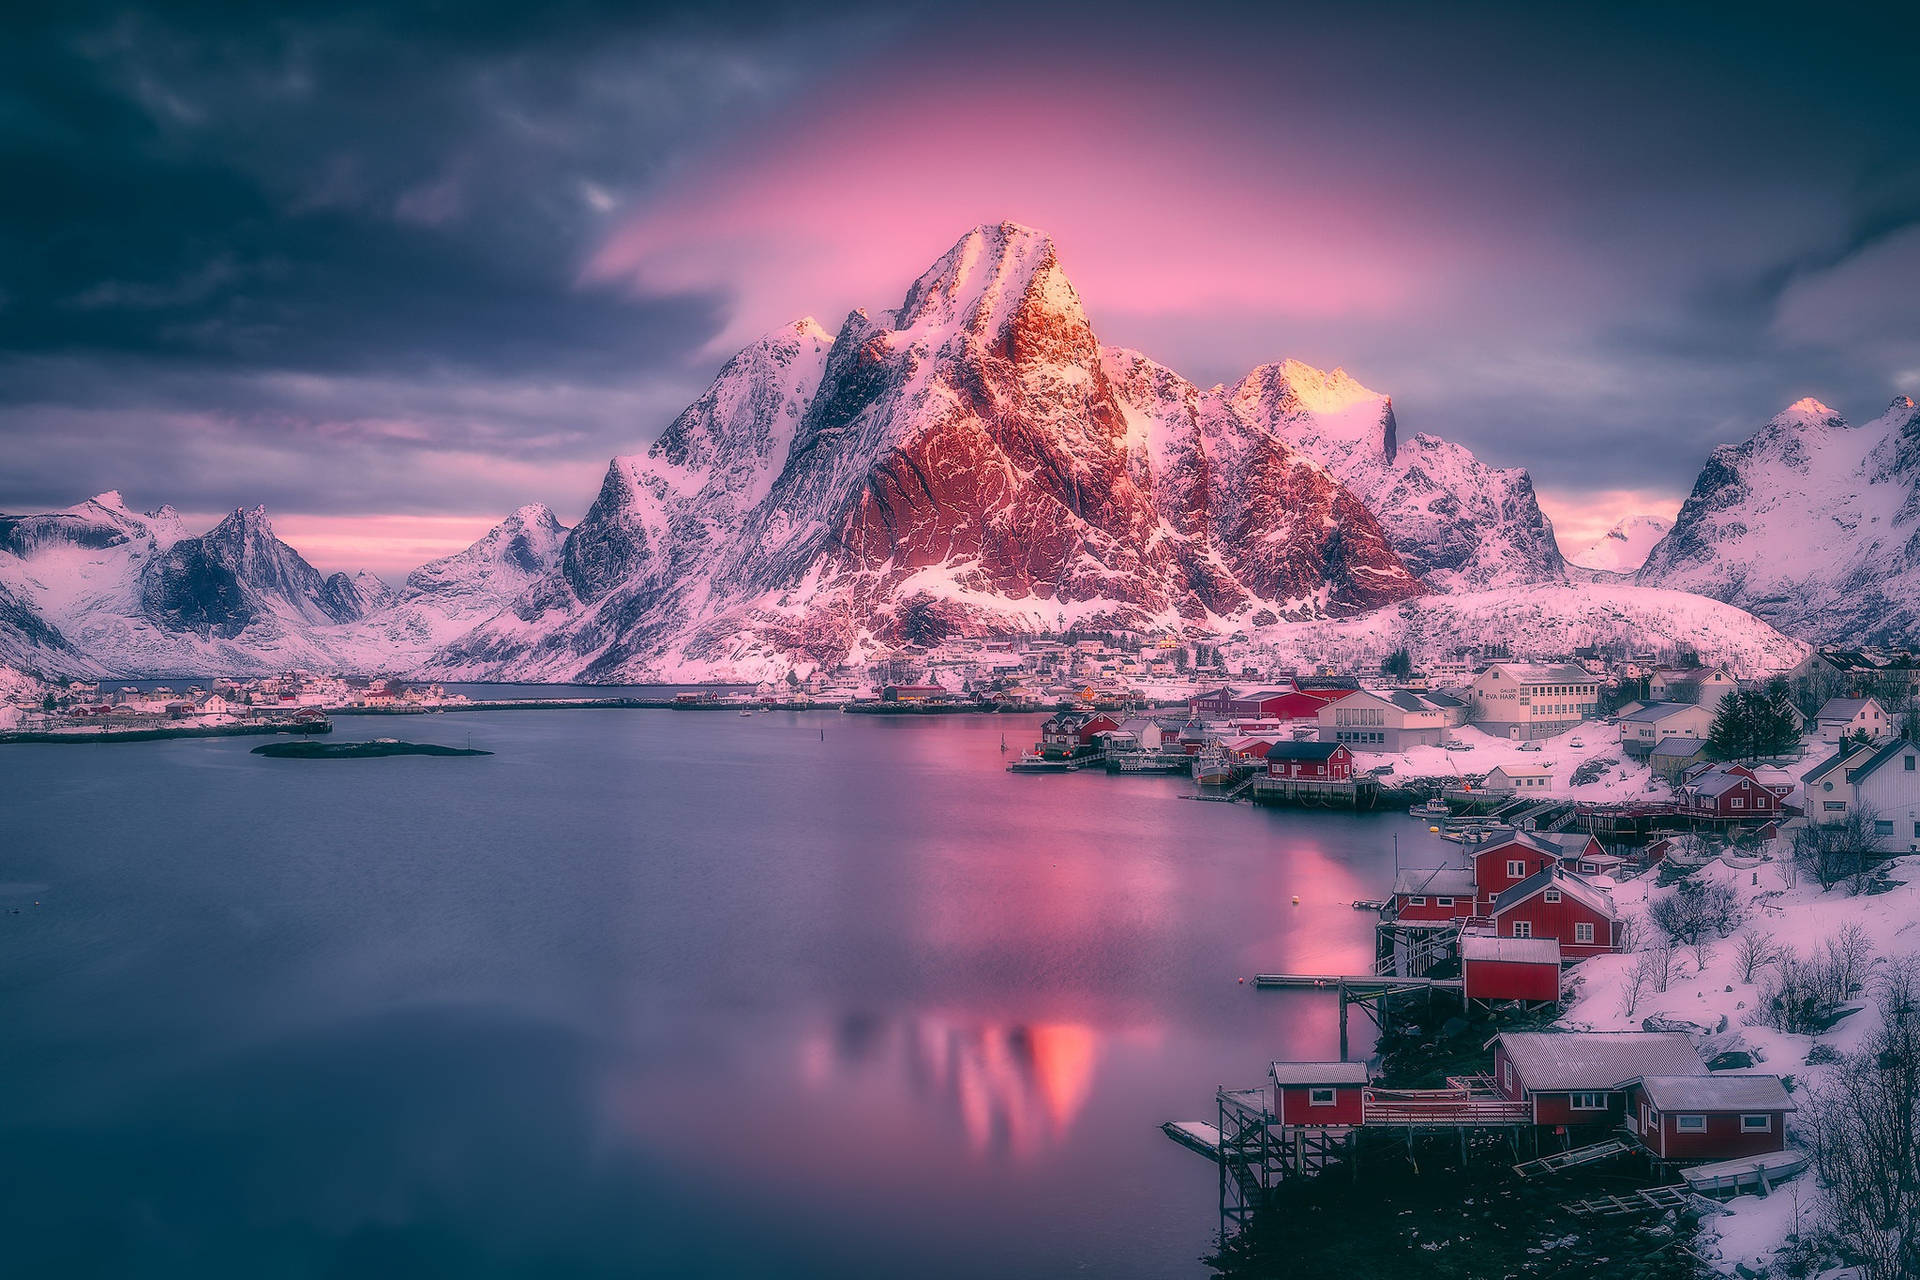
[738,709,753,717]
[1351,899,1387,912]
[1007,751,1071,774]
[1409,797,1449,818]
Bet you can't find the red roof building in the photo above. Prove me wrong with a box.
[1461,934,1561,1003]
[1489,867,1623,959]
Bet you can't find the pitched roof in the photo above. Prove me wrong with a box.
[1484,662,1596,685]
[1269,1060,1370,1086]
[1633,1074,1795,1112]
[1496,1031,1705,1092]
[1394,867,1477,897]
[1618,701,1704,723]
[1816,697,1876,720]
[1847,738,1920,783]
[1268,741,1345,761]
[1803,742,1876,784]
[1474,827,1557,857]
[1460,934,1562,965]
[1650,736,1709,758]
[1491,866,1616,918]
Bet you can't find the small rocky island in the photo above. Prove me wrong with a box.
[251,740,491,759]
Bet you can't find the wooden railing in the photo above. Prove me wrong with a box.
[1361,1090,1532,1126]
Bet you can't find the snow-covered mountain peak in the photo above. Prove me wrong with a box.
[1567,513,1673,574]
[1227,359,1395,461]
[890,221,1083,348]
[88,490,128,511]
[1773,397,1845,429]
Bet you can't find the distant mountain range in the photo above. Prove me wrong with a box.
[1565,515,1674,577]
[0,222,1897,680]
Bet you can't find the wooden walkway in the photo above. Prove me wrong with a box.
[1253,973,1462,991]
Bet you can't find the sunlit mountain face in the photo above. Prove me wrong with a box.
[1,2,1913,584]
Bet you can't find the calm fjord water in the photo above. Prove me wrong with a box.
[0,711,1453,1277]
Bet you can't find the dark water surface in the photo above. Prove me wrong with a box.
[0,711,1457,1278]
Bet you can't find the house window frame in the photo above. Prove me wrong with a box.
[1544,889,1562,904]
[1740,1114,1771,1133]
[1409,896,1427,906]
[1308,1087,1337,1106]
[1574,922,1595,944]
[1511,921,1532,939]
[1507,859,1527,878]
[1570,1092,1607,1111]
[1675,1114,1708,1133]
[1436,896,1454,907]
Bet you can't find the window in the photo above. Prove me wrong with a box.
[1731,797,1744,809]
[1876,820,1894,836]
[1825,801,1846,811]
[1675,1115,1707,1133]
[1308,1088,1337,1106]
[1544,889,1562,904]
[1580,862,1596,873]
[1575,922,1595,944]
[1410,896,1427,906]
[1436,897,1454,907]
[1503,1061,1513,1090]
[1906,755,1915,771]
[1507,860,1527,878]
[1740,1114,1771,1133]
[1571,1092,1607,1110]
[1512,921,1532,938]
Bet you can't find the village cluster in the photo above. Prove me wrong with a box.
[0,673,470,734]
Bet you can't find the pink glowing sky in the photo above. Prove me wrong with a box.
[4,2,1914,576]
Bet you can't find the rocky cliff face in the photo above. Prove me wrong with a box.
[1217,361,1567,591]
[1637,396,1920,645]
[141,505,376,634]
[431,223,1425,679]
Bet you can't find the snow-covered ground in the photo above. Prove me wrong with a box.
[1553,840,1920,1275]
[1350,721,1670,801]
[1233,584,1809,678]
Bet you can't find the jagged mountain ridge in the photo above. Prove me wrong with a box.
[1636,395,1920,645]
[430,223,1428,679]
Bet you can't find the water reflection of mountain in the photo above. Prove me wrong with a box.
[802,1012,1121,1160]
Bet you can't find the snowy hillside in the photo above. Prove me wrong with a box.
[1232,583,1809,676]
[1637,395,1920,645]
[1566,514,1672,574]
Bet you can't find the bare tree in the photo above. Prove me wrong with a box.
[1649,878,1743,950]
[1619,954,1651,1017]
[1735,925,1777,983]
[1827,922,1875,1001]
[1801,956,1920,1280]
[1649,938,1677,994]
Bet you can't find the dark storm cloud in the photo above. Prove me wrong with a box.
[1,0,1916,554]
[0,0,906,520]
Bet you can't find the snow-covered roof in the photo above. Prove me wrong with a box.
[1803,741,1875,784]
[1491,867,1615,918]
[1497,1031,1705,1092]
[1393,867,1476,897]
[1617,701,1702,723]
[1633,1075,1795,1112]
[1815,697,1876,720]
[1484,662,1595,685]
[1269,1060,1370,1086]
[1460,934,1561,965]
[1650,736,1709,758]
[1687,766,1758,797]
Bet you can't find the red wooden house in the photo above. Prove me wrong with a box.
[1189,685,1350,723]
[1469,830,1562,913]
[1489,867,1623,959]
[1270,1061,1369,1126]
[1389,866,1477,923]
[1492,1031,1706,1129]
[1625,1075,1794,1160]
[1461,934,1562,1003]
[1039,712,1120,758]
[1266,742,1354,781]
[1676,763,1789,820]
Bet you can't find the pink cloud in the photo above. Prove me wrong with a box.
[580,63,1519,361]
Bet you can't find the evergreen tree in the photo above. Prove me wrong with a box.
[1707,690,1748,760]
